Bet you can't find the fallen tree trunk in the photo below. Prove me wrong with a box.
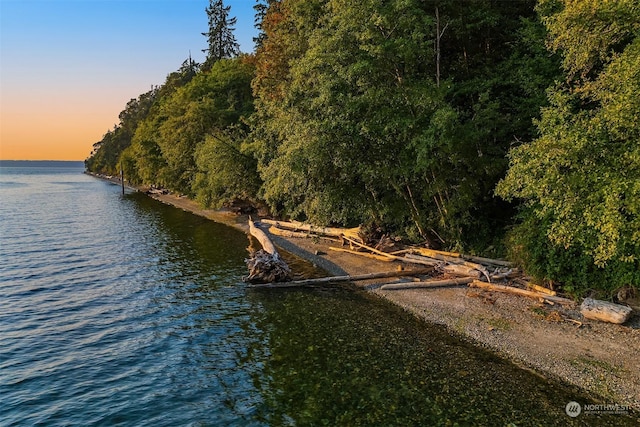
[414,248,461,263]
[268,225,317,239]
[580,298,633,324]
[442,264,482,279]
[244,219,292,283]
[250,219,278,256]
[527,283,557,296]
[401,254,440,266]
[403,253,442,265]
[247,268,434,289]
[463,255,512,267]
[380,277,475,290]
[489,269,521,281]
[413,248,512,267]
[260,219,362,242]
[341,236,397,259]
[326,244,440,267]
[470,280,575,306]
[412,249,489,280]
[328,247,395,262]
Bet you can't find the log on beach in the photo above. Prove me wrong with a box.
[380,277,475,290]
[580,298,633,324]
[470,280,575,306]
[328,246,395,262]
[442,264,482,279]
[261,219,362,242]
[247,268,434,289]
[244,219,292,283]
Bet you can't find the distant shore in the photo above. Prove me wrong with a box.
[87,173,640,413]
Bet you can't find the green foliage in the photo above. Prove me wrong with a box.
[252,0,555,251]
[85,1,640,299]
[129,57,255,195]
[85,57,198,176]
[497,0,640,291]
[193,129,261,208]
[539,0,639,82]
[85,88,158,175]
[505,210,640,299]
[86,53,255,204]
[497,0,640,294]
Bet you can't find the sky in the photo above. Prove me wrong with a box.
[0,0,258,160]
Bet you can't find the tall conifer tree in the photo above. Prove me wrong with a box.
[202,0,240,69]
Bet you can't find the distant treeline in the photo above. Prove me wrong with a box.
[85,0,639,298]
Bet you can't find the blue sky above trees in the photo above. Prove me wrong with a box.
[0,0,257,160]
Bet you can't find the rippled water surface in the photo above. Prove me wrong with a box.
[1,162,635,426]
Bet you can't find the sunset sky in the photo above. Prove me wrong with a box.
[0,0,257,161]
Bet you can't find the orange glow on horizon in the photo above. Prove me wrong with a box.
[1,121,105,161]
[1,87,127,161]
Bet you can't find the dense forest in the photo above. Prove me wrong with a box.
[85,0,639,298]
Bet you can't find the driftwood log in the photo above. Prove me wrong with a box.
[489,269,521,281]
[410,250,490,280]
[328,247,395,262]
[341,236,396,259]
[247,268,434,289]
[380,277,475,290]
[414,248,461,264]
[268,225,314,239]
[261,219,362,242]
[413,248,511,267]
[464,254,512,267]
[470,280,575,306]
[403,253,441,265]
[443,264,482,279]
[244,219,292,283]
[580,298,633,324]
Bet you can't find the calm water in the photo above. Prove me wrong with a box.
[0,161,635,426]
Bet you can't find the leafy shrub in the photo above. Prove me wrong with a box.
[506,209,640,299]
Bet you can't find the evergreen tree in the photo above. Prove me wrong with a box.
[202,0,240,69]
[253,0,279,49]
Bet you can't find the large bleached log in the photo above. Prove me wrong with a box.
[268,225,317,239]
[442,264,482,279]
[247,268,434,289]
[580,298,633,324]
[402,255,442,267]
[244,219,292,283]
[413,249,490,280]
[260,219,362,242]
[403,253,442,265]
[250,219,278,256]
[489,269,521,281]
[413,248,512,267]
[329,244,441,267]
[414,248,462,263]
[380,277,475,290]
